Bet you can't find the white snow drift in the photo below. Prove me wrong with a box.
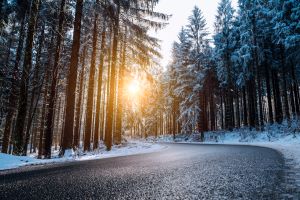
[0,141,164,171]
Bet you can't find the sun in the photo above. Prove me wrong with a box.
[127,80,140,96]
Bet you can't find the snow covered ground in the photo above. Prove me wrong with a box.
[0,141,164,171]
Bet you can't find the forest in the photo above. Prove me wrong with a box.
[165,0,300,139]
[0,0,299,159]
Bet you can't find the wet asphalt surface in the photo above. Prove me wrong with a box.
[0,143,286,200]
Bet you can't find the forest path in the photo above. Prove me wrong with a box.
[0,144,287,199]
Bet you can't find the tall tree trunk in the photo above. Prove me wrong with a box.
[242,86,248,126]
[247,80,256,128]
[1,13,27,154]
[257,68,264,128]
[280,46,290,121]
[252,15,259,129]
[198,91,205,141]
[84,5,99,151]
[224,91,233,130]
[13,0,40,155]
[114,31,127,145]
[37,24,55,158]
[282,69,290,120]
[44,0,66,158]
[94,20,106,149]
[60,0,83,156]
[236,93,240,128]
[104,30,113,142]
[209,93,215,130]
[290,84,296,116]
[220,93,224,129]
[100,86,106,141]
[202,94,206,132]
[30,110,39,153]
[38,69,50,158]
[272,69,283,124]
[73,46,87,149]
[23,22,45,155]
[105,1,120,150]
[291,63,300,115]
[264,63,273,124]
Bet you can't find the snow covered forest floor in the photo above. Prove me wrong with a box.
[0,141,164,171]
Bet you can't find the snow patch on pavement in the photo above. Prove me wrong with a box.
[0,141,164,171]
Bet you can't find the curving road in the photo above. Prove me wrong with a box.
[0,144,286,200]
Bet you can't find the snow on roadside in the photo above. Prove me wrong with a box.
[146,121,300,196]
[146,120,300,170]
[0,141,164,171]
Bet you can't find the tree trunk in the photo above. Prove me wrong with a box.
[23,22,45,155]
[251,15,259,129]
[114,31,127,145]
[236,93,240,128]
[104,35,112,143]
[272,69,283,124]
[242,86,248,126]
[94,20,106,149]
[37,23,55,158]
[105,1,120,150]
[44,0,66,158]
[38,70,50,159]
[73,46,87,149]
[13,0,40,155]
[257,68,264,128]
[220,93,224,129]
[60,0,83,156]
[225,91,233,130]
[1,12,27,154]
[282,69,290,120]
[84,7,99,151]
[291,63,300,115]
[290,85,296,116]
[198,91,205,141]
[264,63,273,124]
[280,46,290,121]
[209,93,215,130]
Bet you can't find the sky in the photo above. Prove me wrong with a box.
[151,0,238,67]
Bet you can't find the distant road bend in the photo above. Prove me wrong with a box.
[0,143,286,199]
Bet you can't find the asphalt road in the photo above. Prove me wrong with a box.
[0,143,286,200]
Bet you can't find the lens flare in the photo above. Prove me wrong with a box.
[127,80,140,96]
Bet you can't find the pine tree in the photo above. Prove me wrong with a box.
[214,0,235,130]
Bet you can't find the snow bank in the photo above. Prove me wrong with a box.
[0,153,42,170]
[0,141,164,171]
